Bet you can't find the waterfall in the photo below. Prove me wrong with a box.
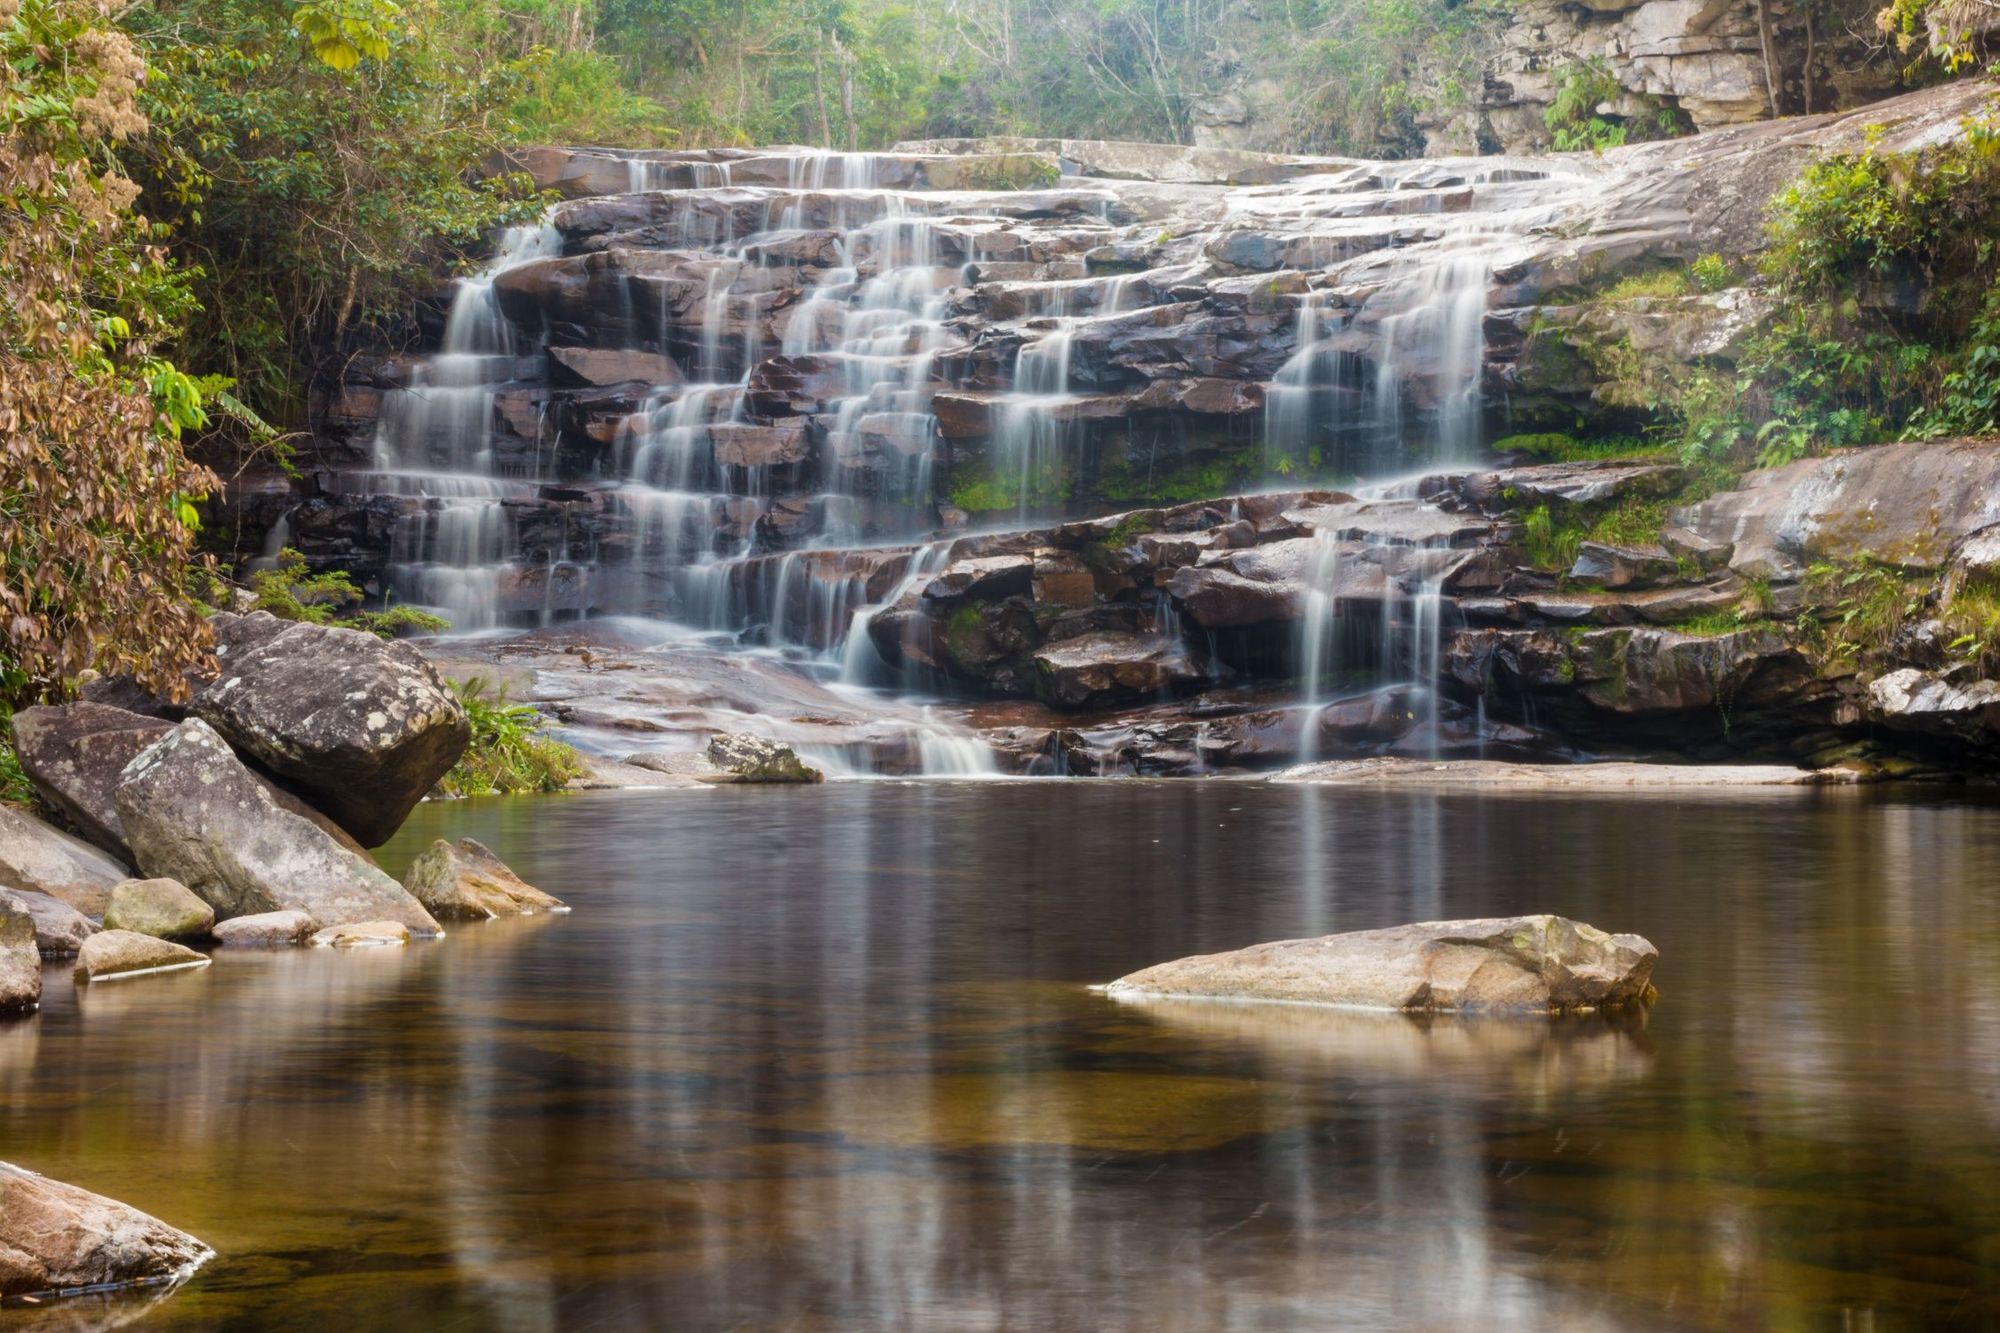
[992,326,1079,519]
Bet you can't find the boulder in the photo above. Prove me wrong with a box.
[702,734,825,783]
[116,720,442,935]
[1033,632,1204,709]
[0,1162,211,1299]
[0,909,40,1013]
[0,803,129,917]
[1864,668,2000,748]
[310,920,411,949]
[1568,541,1680,590]
[190,619,469,846]
[104,878,216,940]
[1680,439,2000,579]
[8,702,172,856]
[8,699,375,863]
[401,838,568,919]
[1104,915,1658,1014]
[921,555,1035,602]
[212,910,319,948]
[74,930,211,982]
[0,888,97,957]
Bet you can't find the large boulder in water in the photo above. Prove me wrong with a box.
[115,720,442,935]
[0,803,129,917]
[1032,632,1204,709]
[189,616,469,846]
[0,1161,212,1298]
[402,838,568,919]
[1103,915,1658,1014]
[0,909,41,1013]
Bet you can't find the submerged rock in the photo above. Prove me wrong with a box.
[190,615,469,846]
[1104,915,1658,1014]
[116,720,442,935]
[212,910,319,948]
[0,1161,211,1299]
[0,803,129,918]
[0,888,97,957]
[702,734,825,784]
[402,838,568,920]
[104,878,217,940]
[310,920,411,949]
[0,909,41,1013]
[74,930,210,982]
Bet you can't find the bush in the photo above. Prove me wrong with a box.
[1,0,219,710]
[1690,254,1733,292]
[248,550,449,638]
[436,677,584,797]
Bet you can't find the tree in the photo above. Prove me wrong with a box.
[1,0,217,706]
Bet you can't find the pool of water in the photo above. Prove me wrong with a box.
[6,780,2000,1328]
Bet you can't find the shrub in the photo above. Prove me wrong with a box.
[248,549,449,638]
[436,677,584,797]
[1690,254,1733,292]
[1,0,219,710]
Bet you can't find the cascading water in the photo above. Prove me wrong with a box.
[336,143,1597,775]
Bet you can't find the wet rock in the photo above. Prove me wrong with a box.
[310,919,412,948]
[548,345,682,387]
[0,803,129,917]
[922,555,1035,602]
[1278,757,1852,787]
[1681,439,2000,579]
[0,909,40,1012]
[116,720,442,935]
[1033,632,1204,709]
[0,889,96,957]
[190,618,469,846]
[8,702,173,857]
[1466,460,1682,511]
[1165,564,1302,629]
[1568,541,1680,590]
[0,1161,211,1299]
[104,878,216,940]
[74,930,211,982]
[1864,669,2000,748]
[1104,915,1658,1014]
[703,734,825,783]
[212,910,319,947]
[402,838,569,919]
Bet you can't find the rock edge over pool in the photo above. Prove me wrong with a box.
[1103,915,1658,1015]
[0,1161,212,1301]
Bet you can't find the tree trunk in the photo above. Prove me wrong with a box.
[1754,0,1782,119]
[812,36,834,147]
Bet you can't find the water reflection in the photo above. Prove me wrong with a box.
[1,782,1998,1326]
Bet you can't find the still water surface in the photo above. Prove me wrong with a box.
[5,781,2000,1329]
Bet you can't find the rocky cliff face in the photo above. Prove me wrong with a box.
[1192,0,1905,156]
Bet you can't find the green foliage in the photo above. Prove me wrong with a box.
[1492,432,1663,462]
[1600,268,1691,302]
[1586,498,1670,548]
[1797,558,1927,665]
[1545,62,1627,152]
[1690,253,1733,293]
[436,677,584,797]
[1523,505,1584,572]
[248,549,449,638]
[0,711,37,810]
[123,0,551,440]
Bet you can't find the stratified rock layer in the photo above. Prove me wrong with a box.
[1105,915,1658,1013]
